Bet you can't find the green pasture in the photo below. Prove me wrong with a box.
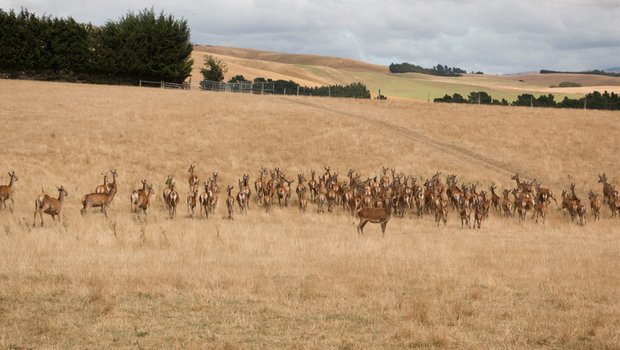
[295,64,583,102]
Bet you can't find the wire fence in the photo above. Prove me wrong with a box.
[199,80,275,94]
[139,80,191,90]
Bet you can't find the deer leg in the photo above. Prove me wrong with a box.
[33,209,40,227]
[357,219,367,236]
[380,221,387,237]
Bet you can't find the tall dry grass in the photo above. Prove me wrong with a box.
[0,80,619,348]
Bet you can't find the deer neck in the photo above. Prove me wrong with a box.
[108,187,117,201]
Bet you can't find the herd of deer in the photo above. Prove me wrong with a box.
[0,166,619,234]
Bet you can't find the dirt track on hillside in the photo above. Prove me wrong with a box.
[285,97,544,184]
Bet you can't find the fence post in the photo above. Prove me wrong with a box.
[261,83,264,95]
[328,86,331,97]
[297,86,299,96]
[139,80,142,87]
[584,96,587,110]
[161,81,164,89]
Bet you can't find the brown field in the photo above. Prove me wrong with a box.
[1,79,619,349]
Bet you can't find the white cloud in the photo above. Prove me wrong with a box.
[1,0,618,73]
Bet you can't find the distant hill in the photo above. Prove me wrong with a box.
[192,45,620,101]
[604,66,620,73]
[541,69,620,78]
[194,45,386,72]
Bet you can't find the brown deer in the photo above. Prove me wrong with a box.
[511,173,528,193]
[95,172,108,194]
[489,185,501,212]
[81,183,117,217]
[131,180,154,218]
[459,201,471,229]
[33,186,68,227]
[130,179,148,213]
[163,175,173,210]
[226,185,234,219]
[241,174,251,209]
[533,198,548,223]
[532,179,558,207]
[308,170,318,202]
[199,181,213,219]
[262,182,274,212]
[0,171,18,210]
[298,187,308,213]
[237,180,248,214]
[501,189,514,217]
[588,191,601,221]
[356,200,392,237]
[296,174,306,203]
[187,189,199,218]
[610,190,620,218]
[255,167,267,204]
[188,164,199,192]
[473,203,483,229]
[166,183,180,218]
[210,172,220,211]
[576,203,587,225]
[435,198,448,226]
[598,173,614,205]
[96,169,118,206]
[326,187,337,212]
[277,178,294,207]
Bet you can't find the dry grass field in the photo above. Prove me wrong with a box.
[1,79,619,349]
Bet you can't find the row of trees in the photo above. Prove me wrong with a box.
[389,63,466,77]
[0,8,193,83]
[434,91,620,110]
[207,74,371,99]
[540,69,620,78]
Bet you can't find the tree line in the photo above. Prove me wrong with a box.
[540,69,620,78]
[389,62,467,77]
[0,8,193,84]
[434,91,620,110]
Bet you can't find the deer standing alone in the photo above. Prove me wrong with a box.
[356,199,392,237]
[0,171,18,210]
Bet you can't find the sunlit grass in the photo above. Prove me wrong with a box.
[0,80,618,348]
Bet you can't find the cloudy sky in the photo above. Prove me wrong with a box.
[2,0,619,73]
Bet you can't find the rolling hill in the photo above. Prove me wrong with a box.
[192,45,620,101]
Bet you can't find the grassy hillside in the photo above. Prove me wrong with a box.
[193,45,620,101]
[0,80,619,348]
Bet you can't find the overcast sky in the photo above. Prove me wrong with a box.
[2,0,619,73]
